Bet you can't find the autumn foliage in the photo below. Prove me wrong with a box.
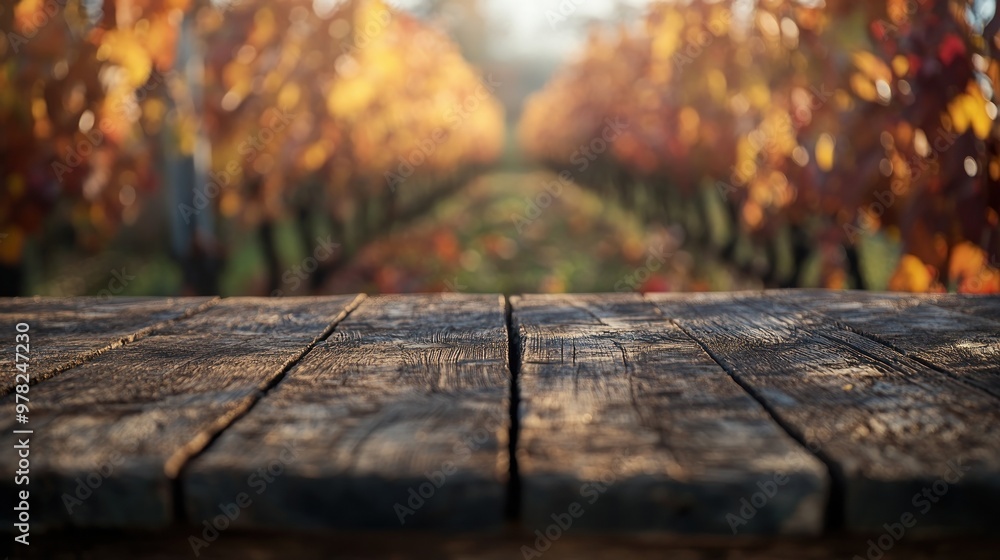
[1,0,503,294]
[520,0,1000,292]
[1,0,186,266]
[197,0,503,230]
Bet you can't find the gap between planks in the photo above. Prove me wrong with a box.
[168,294,367,522]
[0,297,221,398]
[177,294,522,527]
[656,295,846,531]
[511,294,829,534]
[13,292,996,534]
[783,293,1000,402]
[181,294,511,530]
[648,291,1000,533]
[504,296,523,521]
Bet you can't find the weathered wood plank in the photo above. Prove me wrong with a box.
[785,291,1000,398]
[0,297,216,395]
[921,294,1000,324]
[512,293,828,535]
[649,292,1000,534]
[183,294,511,531]
[0,296,361,529]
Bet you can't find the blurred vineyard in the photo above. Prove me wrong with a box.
[0,0,503,296]
[521,0,1000,292]
[3,0,1000,296]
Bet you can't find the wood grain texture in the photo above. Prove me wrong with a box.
[0,297,216,395]
[921,294,1000,324]
[512,293,828,535]
[183,294,511,531]
[786,291,1000,398]
[0,296,361,529]
[1,291,997,542]
[649,291,1000,534]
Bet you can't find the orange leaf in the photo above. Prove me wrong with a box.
[889,254,933,292]
[948,241,986,283]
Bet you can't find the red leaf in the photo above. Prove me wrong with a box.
[938,33,966,66]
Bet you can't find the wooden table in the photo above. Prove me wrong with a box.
[1,292,998,559]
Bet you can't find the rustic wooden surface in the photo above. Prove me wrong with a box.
[184,294,511,531]
[0,297,216,395]
[648,291,1000,534]
[1,291,998,557]
[512,294,828,535]
[0,296,360,528]
[919,293,1000,323]
[787,291,1000,398]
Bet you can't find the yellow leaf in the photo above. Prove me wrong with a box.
[950,99,969,134]
[143,98,167,126]
[889,254,933,292]
[948,242,986,282]
[649,10,684,62]
[707,69,727,101]
[102,30,153,88]
[852,51,892,82]
[850,73,877,102]
[747,82,771,109]
[891,55,909,77]
[277,83,301,110]
[327,77,375,117]
[815,133,835,171]
[301,142,329,171]
[964,84,992,139]
[250,8,276,46]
